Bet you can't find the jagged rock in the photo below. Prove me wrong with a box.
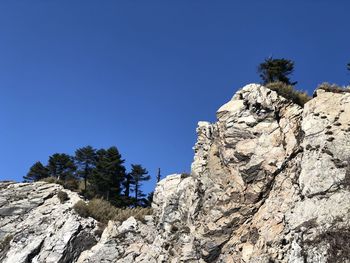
[77,84,350,263]
[2,83,350,262]
[0,182,98,263]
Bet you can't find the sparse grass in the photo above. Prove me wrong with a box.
[40,177,79,191]
[40,176,57,184]
[114,206,152,223]
[57,190,69,203]
[73,198,152,224]
[317,82,350,94]
[265,81,311,106]
[73,200,90,218]
[0,235,13,251]
[61,178,79,191]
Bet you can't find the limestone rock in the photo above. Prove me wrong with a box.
[79,84,350,262]
[0,182,98,263]
[2,83,350,262]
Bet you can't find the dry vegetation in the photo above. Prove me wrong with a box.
[265,82,311,106]
[0,235,13,251]
[317,82,350,94]
[40,176,57,184]
[40,177,79,191]
[57,190,69,203]
[73,198,152,224]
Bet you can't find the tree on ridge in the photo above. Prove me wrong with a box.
[23,161,49,182]
[48,153,76,181]
[129,164,150,206]
[75,146,97,197]
[89,147,126,205]
[258,57,297,85]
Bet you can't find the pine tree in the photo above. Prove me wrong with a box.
[48,153,76,181]
[23,161,49,182]
[75,146,97,195]
[90,147,126,205]
[129,164,150,206]
[123,172,134,198]
[105,147,126,202]
[89,149,108,198]
[258,57,297,85]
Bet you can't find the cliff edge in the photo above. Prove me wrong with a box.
[1,84,350,263]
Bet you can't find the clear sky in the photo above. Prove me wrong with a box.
[1,1,349,193]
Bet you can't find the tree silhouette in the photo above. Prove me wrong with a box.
[48,153,76,181]
[258,57,297,85]
[123,172,134,199]
[129,164,150,206]
[75,146,97,196]
[157,168,161,183]
[23,161,49,182]
[90,147,126,205]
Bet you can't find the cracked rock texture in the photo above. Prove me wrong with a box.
[1,84,350,262]
[0,182,98,263]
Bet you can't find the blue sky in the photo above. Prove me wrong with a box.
[0,1,349,193]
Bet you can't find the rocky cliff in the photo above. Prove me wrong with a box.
[1,84,350,263]
[0,182,98,263]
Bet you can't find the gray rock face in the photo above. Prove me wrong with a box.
[2,84,350,262]
[0,182,98,263]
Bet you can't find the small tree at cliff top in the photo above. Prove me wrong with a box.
[129,164,150,206]
[23,161,49,182]
[75,146,97,196]
[89,147,126,205]
[258,57,297,85]
[48,153,76,181]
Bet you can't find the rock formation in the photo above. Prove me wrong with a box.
[0,182,98,263]
[1,84,350,262]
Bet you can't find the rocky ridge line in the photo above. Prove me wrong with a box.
[1,83,350,263]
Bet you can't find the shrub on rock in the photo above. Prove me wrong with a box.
[40,176,57,184]
[73,200,90,218]
[73,198,152,224]
[57,190,69,203]
[265,81,311,106]
[317,82,350,94]
[0,234,13,254]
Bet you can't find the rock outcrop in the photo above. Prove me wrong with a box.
[0,182,98,263]
[1,84,350,262]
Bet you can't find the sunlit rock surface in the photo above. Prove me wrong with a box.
[1,84,350,262]
[0,182,98,263]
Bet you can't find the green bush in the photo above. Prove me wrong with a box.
[317,82,350,94]
[57,190,69,203]
[73,198,152,224]
[265,81,311,106]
